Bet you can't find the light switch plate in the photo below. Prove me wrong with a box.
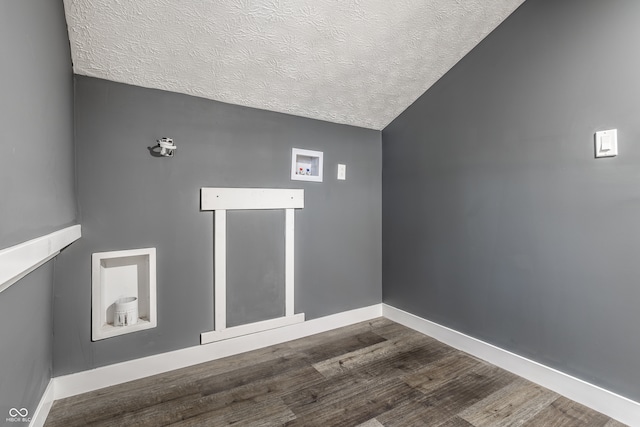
[595,129,618,158]
[337,164,346,180]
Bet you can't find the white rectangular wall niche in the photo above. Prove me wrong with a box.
[201,188,305,344]
[92,248,157,341]
[291,148,323,182]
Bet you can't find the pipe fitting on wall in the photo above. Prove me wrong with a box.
[152,137,177,157]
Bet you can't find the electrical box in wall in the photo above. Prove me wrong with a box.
[595,129,618,158]
[291,148,323,182]
[91,248,157,341]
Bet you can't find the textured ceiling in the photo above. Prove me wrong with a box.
[64,0,524,130]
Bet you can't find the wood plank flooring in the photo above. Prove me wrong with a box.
[45,318,627,426]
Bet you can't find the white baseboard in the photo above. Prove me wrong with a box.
[29,379,55,427]
[382,303,640,426]
[41,302,639,426]
[53,304,382,400]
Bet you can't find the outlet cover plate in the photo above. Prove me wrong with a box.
[595,129,618,158]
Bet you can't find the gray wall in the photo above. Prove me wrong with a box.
[0,265,55,423]
[0,0,75,421]
[383,0,640,401]
[227,210,286,327]
[0,1,76,250]
[53,76,381,375]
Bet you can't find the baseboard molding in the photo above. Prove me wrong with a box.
[382,303,640,426]
[44,302,638,425]
[29,379,55,427]
[53,304,382,400]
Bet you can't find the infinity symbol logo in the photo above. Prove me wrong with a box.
[8,408,28,417]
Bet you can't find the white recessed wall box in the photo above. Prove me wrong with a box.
[594,129,618,158]
[291,148,323,182]
[92,248,157,341]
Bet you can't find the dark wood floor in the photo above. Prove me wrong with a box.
[45,318,627,426]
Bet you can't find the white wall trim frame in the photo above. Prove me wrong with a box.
[200,188,305,344]
[382,303,640,426]
[201,187,304,211]
[214,209,227,332]
[0,225,81,293]
[201,313,305,343]
[52,304,382,400]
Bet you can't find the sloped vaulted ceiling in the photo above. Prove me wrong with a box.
[64,0,524,130]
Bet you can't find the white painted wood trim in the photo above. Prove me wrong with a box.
[0,225,81,293]
[202,188,304,210]
[46,301,640,426]
[201,313,305,344]
[285,208,294,317]
[203,188,305,340]
[29,379,55,427]
[90,247,154,261]
[53,304,382,400]
[214,210,227,331]
[382,304,640,426]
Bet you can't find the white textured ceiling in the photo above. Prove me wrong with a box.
[64,0,524,130]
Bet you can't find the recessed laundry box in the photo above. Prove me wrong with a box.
[91,248,157,341]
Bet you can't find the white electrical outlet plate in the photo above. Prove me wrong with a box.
[595,129,618,158]
[337,164,346,180]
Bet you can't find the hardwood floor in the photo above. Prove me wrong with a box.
[45,318,627,426]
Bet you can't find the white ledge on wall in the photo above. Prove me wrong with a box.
[0,225,81,293]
